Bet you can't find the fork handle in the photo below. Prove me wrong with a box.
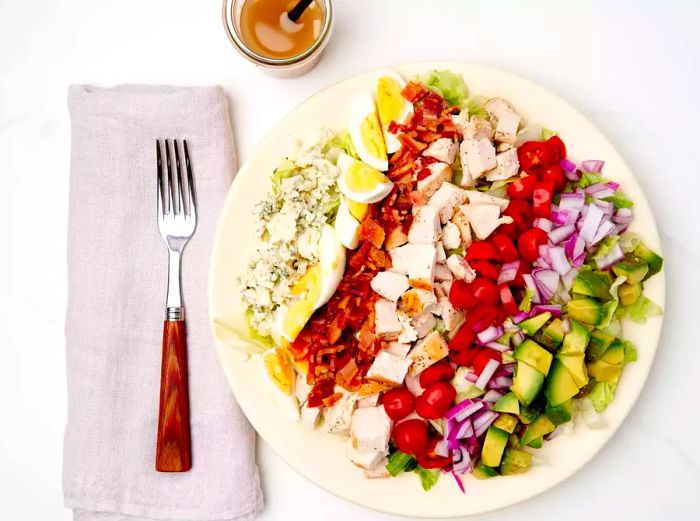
[155,317,192,472]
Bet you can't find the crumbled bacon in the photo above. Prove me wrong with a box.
[358,217,385,249]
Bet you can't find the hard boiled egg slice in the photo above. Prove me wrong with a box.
[337,153,394,204]
[376,70,413,154]
[335,199,361,249]
[278,224,346,342]
[348,92,388,171]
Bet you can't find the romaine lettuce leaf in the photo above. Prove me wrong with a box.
[418,70,469,106]
[542,127,559,140]
[619,232,641,253]
[414,466,440,491]
[617,295,663,323]
[386,450,417,476]
[589,381,616,413]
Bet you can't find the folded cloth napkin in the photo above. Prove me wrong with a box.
[64,85,263,521]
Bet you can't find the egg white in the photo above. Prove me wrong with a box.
[334,199,361,249]
[337,153,394,204]
[314,224,346,310]
[348,93,389,171]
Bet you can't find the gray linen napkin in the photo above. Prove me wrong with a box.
[64,85,263,521]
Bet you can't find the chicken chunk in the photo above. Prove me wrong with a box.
[348,442,386,471]
[416,162,452,198]
[434,263,453,282]
[446,254,477,282]
[408,205,441,245]
[458,141,476,188]
[364,458,391,479]
[385,226,408,250]
[463,204,513,240]
[484,97,516,120]
[411,311,437,338]
[486,148,520,182]
[323,392,357,434]
[435,241,447,262]
[300,404,321,429]
[399,288,438,317]
[441,221,461,250]
[371,271,410,302]
[357,394,380,408]
[374,299,403,340]
[397,311,419,344]
[463,116,495,141]
[451,207,473,247]
[422,137,458,164]
[389,243,437,289]
[366,350,412,385]
[462,137,497,180]
[437,297,465,331]
[294,372,313,404]
[495,111,520,144]
[350,406,392,454]
[464,191,509,211]
[427,182,468,224]
[409,331,449,375]
[384,341,411,358]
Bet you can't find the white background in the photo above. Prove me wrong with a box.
[2,0,700,519]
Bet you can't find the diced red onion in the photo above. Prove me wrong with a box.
[549,224,576,245]
[486,341,510,352]
[522,274,542,304]
[435,438,450,457]
[582,159,605,173]
[606,181,620,190]
[473,411,498,438]
[594,199,615,216]
[613,208,633,224]
[498,260,520,284]
[405,373,424,397]
[561,268,578,291]
[477,325,504,345]
[475,359,500,390]
[585,184,615,200]
[530,305,562,318]
[511,311,528,324]
[452,446,472,475]
[446,398,478,421]
[557,288,572,303]
[590,220,616,246]
[533,269,559,298]
[452,471,467,492]
[560,158,577,174]
[465,372,478,384]
[595,242,624,269]
[572,253,587,268]
[495,364,515,377]
[579,204,605,244]
[489,376,513,389]
[482,390,504,402]
[614,223,628,234]
[549,209,571,226]
[454,419,475,439]
[549,246,571,275]
[534,217,554,232]
[511,330,526,347]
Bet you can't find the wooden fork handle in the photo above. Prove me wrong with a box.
[155,319,192,472]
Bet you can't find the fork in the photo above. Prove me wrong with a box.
[155,139,197,472]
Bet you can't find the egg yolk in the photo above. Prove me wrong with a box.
[359,112,387,162]
[377,76,405,128]
[346,160,390,193]
[283,265,322,341]
[347,200,368,221]
[263,348,295,395]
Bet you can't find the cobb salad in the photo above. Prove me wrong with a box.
[235,69,663,491]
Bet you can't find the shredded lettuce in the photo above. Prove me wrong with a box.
[323,129,358,163]
[447,246,465,257]
[619,232,641,253]
[212,316,271,355]
[622,339,638,363]
[593,236,620,261]
[589,381,616,413]
[603,191,634,209]
[414,466,440,491]
[578,171,606,189]
[519,287,534,312]
[386,450,417,476]
[465,95,489,118]
[418,70,469,107]
[271,159,300,195]
[542,127,559,140]
[617,295,663,323]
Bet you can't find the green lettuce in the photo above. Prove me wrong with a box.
[212,314,271,356]
[593,236,620,261]
[418,70,469,106]
[465,95,489,118]
[323,129,358,162]
[603,191,634,209]
[271,159,299,195]
[590,381,615,413]
[386,450,417,477]
[619,232,641,253]
[623,339,638,363]
[617,295,663,323]
[414,466,440,491]
[542,127,559,140]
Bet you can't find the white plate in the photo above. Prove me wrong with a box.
[209,62,665,517]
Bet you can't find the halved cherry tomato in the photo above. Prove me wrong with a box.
[544,135,566,165]
[470,260,500,281]
[415,381,457,419]
[498,283,519,316]
[465,304,504,332]
[490,233,519,263]
[503,199,534,233]
[419,362,456,388]
[383,387,415,421]
[518,227,549,262]
[392,419,429,455]
[465,240,500,262]
[416,437,453,469]
[471,277,499,305]
[473,349,502,376]
[540,165,566,193]
[533,181,554,218]
[506,174,537,199]
[449,279,478,310]
[448,325,478,367]
[518,141,547,173]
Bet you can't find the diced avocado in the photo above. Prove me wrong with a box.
[545,399,574,425]
[601,340,625,365]
[514,339,553,375]
[508,433,520,448]
[633,243,663,279]
[567,297,604,326]
[473,460,499,479]
[520,414,556,446]
[493,413,519,434]
[612,259,649,285]
[500,448,532,475]
[587,359,622,383]
[619,282,642,306]
[557,353,589,388]
[545,359,579,406]
[541,318,565,349]
[560,320,590,355]
[481,426,510,467]
[572,270,612,300]
[493,392,520,415]
[517,400,542,425]
[527,437,543,448]
[511,361,545,406]
[587,329,615,361]
[518,312,552,336]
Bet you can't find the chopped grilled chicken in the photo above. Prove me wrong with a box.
[389,243,437,289]
[399,288,438,317]
[441,221,461,250]
[408,205,441,244]
[427,182,468,224]
[417,162,452,198]
[463,203,513,240]
[409,330,449,375]
[422,137,458,164]
[461,137,497,180]
[434,263,453,282]
[374,298,403,340]
[446,254,477,282]
[323,392,357,434]
[464,191,509,211]
[486,148,519,181]
[371,271,410,302]
[411,311,437,338]
[366,350,412,385]
[384,341,411,358]
[385,226,409,250]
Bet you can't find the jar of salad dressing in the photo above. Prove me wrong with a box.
[222,0,334,77]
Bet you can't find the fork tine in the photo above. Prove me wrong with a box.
[173,140,185,215]
[183,140,196,219]
[156,140,164,217]
[164,139,174,214]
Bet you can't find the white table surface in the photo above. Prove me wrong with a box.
[2,0,700,519]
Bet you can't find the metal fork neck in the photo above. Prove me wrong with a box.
[166,249,184,320]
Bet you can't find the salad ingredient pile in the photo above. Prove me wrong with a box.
[238,69,663,491]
